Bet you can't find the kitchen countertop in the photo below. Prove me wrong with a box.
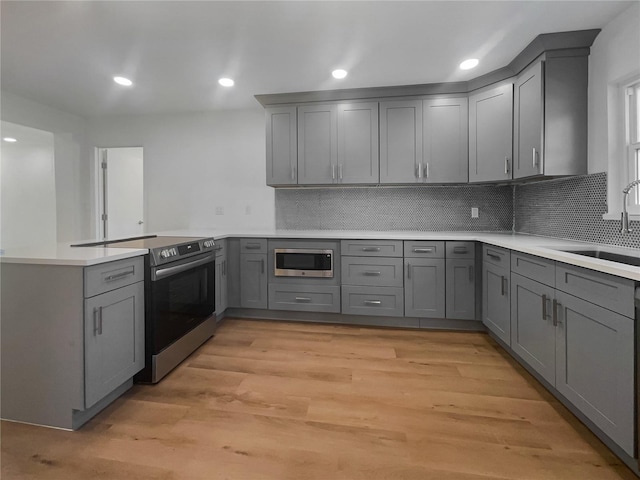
[3,229,639,281]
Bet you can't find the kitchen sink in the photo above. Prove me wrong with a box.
[562,250,640,267]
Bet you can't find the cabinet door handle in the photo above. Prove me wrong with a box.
[332,164,336,180]
[104,268,134,282]
[532,147,539,169]
[295,297,311,303]
[338,164,343,181]
[291,165,296,181]
[407,263,411,279]
[93,306,103,335]
[363,271,382,276]
[364,300,382,306]
[413,248,433,253]
[552,299,561,326]
[260,258,265,274]
[501,276,507,296]
[417,162,423,179]
[222,260,226,276]
[505,156,510,175]
[542,294,548,320]
[424,162,429,178]
[362,247,381,252]
[469,266,474,282]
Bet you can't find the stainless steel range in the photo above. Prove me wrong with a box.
[92,236,217,383]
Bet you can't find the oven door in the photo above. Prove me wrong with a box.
[149,252,215,353]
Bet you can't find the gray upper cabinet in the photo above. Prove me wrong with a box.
[380,100,423,184]
[297,104,338,185]
[423,97,469,183]
[266,106,297,186]
[469,83,513,182]
[513,55,588,179]
[337,102,379,184]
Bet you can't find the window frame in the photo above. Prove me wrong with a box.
[625,79,640,212]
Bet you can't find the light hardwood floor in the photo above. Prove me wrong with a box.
[2,318,637,479]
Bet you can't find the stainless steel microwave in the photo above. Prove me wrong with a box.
[274,248,334,278]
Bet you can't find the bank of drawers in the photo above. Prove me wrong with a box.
[341,240,404,317]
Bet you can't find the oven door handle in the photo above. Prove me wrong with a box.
[152,254,215,281]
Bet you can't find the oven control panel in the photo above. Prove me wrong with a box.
[159,247,178,259]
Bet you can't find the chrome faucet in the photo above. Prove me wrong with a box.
[621,179,640,233]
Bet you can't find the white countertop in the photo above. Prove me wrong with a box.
[3,229,639,281]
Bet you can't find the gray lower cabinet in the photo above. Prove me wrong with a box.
[482,261,510,343]
[269,284,340,313]
[240,252,268,309]
[266,106,297,186]
[554,290,634,456]
[445,258,475,320]
[469,82,513,182]
[84,281,144,408]
[404,258,445,318]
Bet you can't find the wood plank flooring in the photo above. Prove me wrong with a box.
[2,318,637,479]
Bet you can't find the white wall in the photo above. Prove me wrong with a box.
[588,2,640,175]
[1,91,89,242]
[86,108,274,234]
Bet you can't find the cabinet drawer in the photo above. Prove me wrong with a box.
[555,263,635,318]
[268,284,340,313]
[446,241,475,259]
[404,241,445,258]
[240,238,267,254]
[213,239,227,257]
[84,256,144,298]
[341,240,403,257]
[341,286,404,317]
[511,252,555,287]
[341,256,403,287]
[483,244,510,268]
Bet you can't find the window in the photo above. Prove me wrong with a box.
[624,79,640,212]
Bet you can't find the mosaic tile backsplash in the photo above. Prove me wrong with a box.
[514,172,640,249]
[275,185,513,231]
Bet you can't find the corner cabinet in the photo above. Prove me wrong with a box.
[266,106,297,186]
[513,55,588,179]
[469,83,513,182]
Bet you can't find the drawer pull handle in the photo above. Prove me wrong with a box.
[362,247,381,252]
[453,247,468,254]
[295,297,312,303]
[413,248,433,253]
[364,300,382,306]
[363,271,382,276]
[104,269,135,282]
[487,252,501,261]
[245,244,262,250]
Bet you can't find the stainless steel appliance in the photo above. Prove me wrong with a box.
[274,248,334,278]
[93,236,216,383]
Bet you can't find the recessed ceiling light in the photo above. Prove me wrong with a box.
[332,69,348,79]
[459,59,479,70]
[113,76,133,87]
[3,137,17,143]
[219,78,234,87]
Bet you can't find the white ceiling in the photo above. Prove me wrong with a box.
[1,1,635,118]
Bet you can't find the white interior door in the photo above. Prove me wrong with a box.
[99,147,144,239]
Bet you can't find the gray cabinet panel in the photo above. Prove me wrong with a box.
[446,258,476,320]
[379,100,423,184]
[446,241,475,259]
[84,256,144,298]
[269,284,340,313]
[554,291,634,456]
[511,252,555,287]
[555,263,635,318]
[404,241,445,258]
[405,258,445,318]
[337,102,379,184]
[514,60,544,179]
[342,285,404,317]
[510,273,555,385]
[240,238,267,254]
[483,244,510,268]
[341,256,404,287]
[240,253,268,309]
[84,281,144,409]
[341,240,403,257]
[298,104,338,184]
[423,97,469,183]
[469,82,513,182]
[266,106,297,185]
[482,261,510,344]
